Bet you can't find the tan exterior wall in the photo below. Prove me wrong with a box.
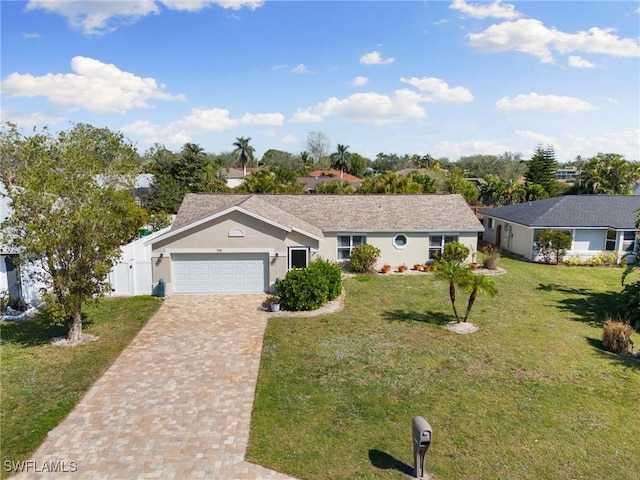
[319,231,479,269]
[151,211,317,294]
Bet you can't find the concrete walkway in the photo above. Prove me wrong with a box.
[13,295,296,479]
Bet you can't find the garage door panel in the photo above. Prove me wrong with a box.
[173,254,267,294]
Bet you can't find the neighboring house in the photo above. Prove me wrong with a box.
[482,195,640,263]
[308,170,363,181]
[107,227,171,296]
[0,183,43,304]
[555,167,578,184]
[297,176,364,193]
[223,167,258,189]
[148,194,484,295]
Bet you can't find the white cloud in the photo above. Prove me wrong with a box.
[1,56,184,114]
[281,134,296,144]
[291,64,309,74]
[292,89,426,125]
[568,56,595,68]
[122,107,284,145]
[468,18,557,63]
[553,27,640,58]
[514,129,556,145]
[22,32,40,39]
[0,108,64,128]
[351,76,369,86]
[359,51,395,65]
[566,129,640,161]
[450,0,521,20]
[400,76,474,103]
[468,18,640,64]
[496,93,594,113]
[240,112,285,126]
[434,139,512,158]
[25,0,263,35]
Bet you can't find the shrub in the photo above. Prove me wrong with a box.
[481,244,500,270]
[442,241,470,264]
[308,258,342,300]
[278,258,342,311]
[534,230,572,264]
[618,281,640,330]
[349,244,381,273]
[602,316,633,355]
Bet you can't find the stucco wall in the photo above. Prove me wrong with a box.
[150,211,319,294]
[319,231,479,269]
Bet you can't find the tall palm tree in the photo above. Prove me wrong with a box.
[434,259,472,323]
[233,137,255,177]
[330,144,351,179]
[462,274,498,322]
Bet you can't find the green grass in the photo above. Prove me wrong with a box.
[248,258,640,480]
[0,296,162,478]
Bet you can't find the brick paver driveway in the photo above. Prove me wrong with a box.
[14,295,296,480]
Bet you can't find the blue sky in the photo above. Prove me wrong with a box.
[1,0,639,163]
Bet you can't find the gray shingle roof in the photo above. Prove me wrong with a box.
[171,194,484,235]
[484,195,640,229]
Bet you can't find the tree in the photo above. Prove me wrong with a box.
[575,153,640,195]
[330,144,352,179]
[1,124,147,345]
[237,168,303,194]
[462,274,498,322]
[358,171,422,194]
[434,259,473,323]
[407,170,437,193]
[305,131,330,166]
[347,152,368,178]
[233,136,255,177]
[261,149,304,172]
[444,167,479,204]
[534,230,572,264]
[524,145,558,196]
[456,152,525,182]
[315,180,356,194]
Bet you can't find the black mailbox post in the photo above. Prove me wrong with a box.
[412,416,432,478]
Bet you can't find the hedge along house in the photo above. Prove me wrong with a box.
[482,195,640,263]
[148,194,484,295]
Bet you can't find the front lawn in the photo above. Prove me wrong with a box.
[0,296,162,478]
[248,258,640,479]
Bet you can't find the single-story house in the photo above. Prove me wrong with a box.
[297,176,364,193]
[148,194,484,295]
[482,195,640,263]
[308,170,363,181]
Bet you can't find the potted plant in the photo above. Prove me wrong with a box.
[397,264,407,273]
[470,249,479,269]
[267,295,281,312]
[381,264,392,274]
[413,263,423,271]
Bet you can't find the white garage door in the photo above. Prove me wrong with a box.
[173,253,267,294]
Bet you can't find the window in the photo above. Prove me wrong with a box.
[428,235,458,260]
[393,234,408,249]
[486,218,494,230]
[622,231,637,253]
[605,230,617,251]
[337,235,365,260]
[288,247,309,269]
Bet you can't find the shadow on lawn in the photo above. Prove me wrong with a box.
[368,449,413,476]
[382,309,452,326]
[586,337,640,371]
[0,312,91,347]
[536,283,621,328]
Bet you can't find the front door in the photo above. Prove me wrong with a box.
[496,224,502,248]
[288,247,309,269]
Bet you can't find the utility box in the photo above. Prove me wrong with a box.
[412,416,432,478]
[156,278,166,298]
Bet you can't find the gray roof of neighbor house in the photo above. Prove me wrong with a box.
[484,195,640,229]
[170,194,484,236]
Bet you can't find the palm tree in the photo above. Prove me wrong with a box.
[232,137,255,177]
[330,144,351,179]
[462,274,498,322]
[434,259,472,322]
